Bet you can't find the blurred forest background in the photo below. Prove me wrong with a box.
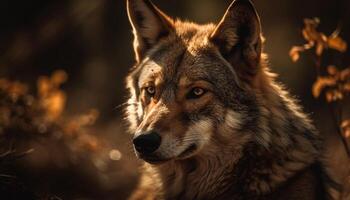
[0,0,349,199]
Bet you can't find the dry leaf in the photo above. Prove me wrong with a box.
[44,91,66,121]
[316,43,324,56]
[289,46,302,62]
[38,77,51,98]
[340,67,350,81]
[334,90,343,100]
[344,82,350,92]
[328,35,347,52]
[312,65,349,101]
[325,90,343,102]
[0,79,28,102]
[342,119,350,128]
[312,77,337,98]
[342,119,350,138]
[327,65,338,75]
[290,18,348,62]
[37,70,69,121]
[51,70,68,86]
[325,91,334,102]
[302,18,322,43]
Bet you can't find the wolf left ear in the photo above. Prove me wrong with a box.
[211,0,262,81]
[127,0,174,63]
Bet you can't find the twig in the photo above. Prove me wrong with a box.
[314,54,322,77]
[0,148,34,162]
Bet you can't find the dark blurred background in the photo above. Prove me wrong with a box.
[0,0,349,199]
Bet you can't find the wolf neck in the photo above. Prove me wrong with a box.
[148,148,244,199]
[146,70,321,199]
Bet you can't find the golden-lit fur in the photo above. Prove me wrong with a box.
[125,0,337,199]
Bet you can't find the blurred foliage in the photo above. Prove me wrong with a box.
[312,66,350,102]
[289,18,347,62]
[0,70,104,156]
[289,18,350,156]
[342,119,350,139]
[0,0,348,199]
[0,71,134,199]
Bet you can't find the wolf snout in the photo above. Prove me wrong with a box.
[133,131,161,154]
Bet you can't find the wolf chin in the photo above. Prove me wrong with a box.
[124,0,337,199]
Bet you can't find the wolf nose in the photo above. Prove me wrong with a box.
[133,131,161,154]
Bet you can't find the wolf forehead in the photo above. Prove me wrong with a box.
[128,22,241,95]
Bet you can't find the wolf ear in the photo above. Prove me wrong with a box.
[127,0,174,63]
[210,0,262,81]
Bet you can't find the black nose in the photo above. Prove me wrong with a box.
[133,131,161,154]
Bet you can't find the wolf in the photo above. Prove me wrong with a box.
[124,0,338,199]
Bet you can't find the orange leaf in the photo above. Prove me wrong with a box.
[316,43,324,56]
[44,91,66,121]
[302,18,321,43]
[342,119,350,138]
[51,70,68,87]
[312,77,337,98]
[344,83,350,92]
[342,119,350,129]
[334,90,343,100]
[340,68,350,81]
[345,130,350,138]
[289,46,304,62]
[325,91,334,102]
[37,76,51,98]
[327,65,338,76]
[328,36,347,52]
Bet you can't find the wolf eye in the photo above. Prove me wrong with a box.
[187,87,206,99]
[145,86,155,96]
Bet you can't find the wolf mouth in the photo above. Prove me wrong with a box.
[140,154,170,164]
[178,144,197,158]
[140,144,198,164]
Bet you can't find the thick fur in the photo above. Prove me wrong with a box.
[125,0,336,199]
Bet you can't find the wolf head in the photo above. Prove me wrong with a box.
[126,0,264,164]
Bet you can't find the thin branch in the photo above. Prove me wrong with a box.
[314,55,322,77]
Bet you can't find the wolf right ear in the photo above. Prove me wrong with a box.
[127,0,174,63]
[210,0,262,82]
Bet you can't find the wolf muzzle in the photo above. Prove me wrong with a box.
[133,131,162,154]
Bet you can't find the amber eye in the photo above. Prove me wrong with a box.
[145,86,155,96]
[187,87,206,99]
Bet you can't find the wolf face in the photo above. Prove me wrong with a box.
[125,1,331,199]
[126,0,262,164]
